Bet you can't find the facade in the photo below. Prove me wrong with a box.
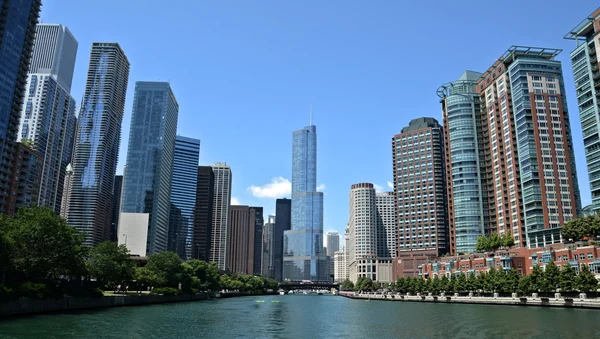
[168,136,200,259]
[274,198,291,281]
[347,183,377,282]
[18,24,78,214]
[283,123,328,282]
[118,213,150,257]
[476,46,581,248]
[438,71,489,255]
[326,232,340,256]
[334,249,348,283]
[375,192,396,258]
[7,142,42,213]
[0,0,42,213]
[210,163,232,270]
[262,215,275,279]
[193,166,214,261]
[393,118,448,256]
[227,205,252,274]
[565,9,600,211]
[110,175,123,242]
[60,164,73,219]
[121,82,178,255]
[250,206,264,275]
[67,43,130,246]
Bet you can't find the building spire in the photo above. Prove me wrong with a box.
[310,104,313,125]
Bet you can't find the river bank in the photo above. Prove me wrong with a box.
[339,291,600,309]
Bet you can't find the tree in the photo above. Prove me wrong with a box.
[430,276,441,295]
[87,241,135,291]
[455,272,467,293]
[542,261,560,293]
[576,264,599,293]
[466,272,477,292]
[518,275,533,295]
[529,265,544,294]
[134,267,157,292]
[502,231,515,248]
[7,207,87,283]
[561,215,600,242]
[476,236,490,252]
[341,279,354,291]
[146,252,183,288]
[489,234,502,252]
[246,276,265,293]
[559,264,577,293]
[505,268,520,293]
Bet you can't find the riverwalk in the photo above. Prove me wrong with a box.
[339,291,600,309]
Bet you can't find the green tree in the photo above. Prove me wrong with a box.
[430,276,441,295]
[561,215,600,242]
[576,264,599,293]
[146,252,183,288]
[0,215,14,284]
[246,276,265,293]
[447,274,457,293]
[559,264,577,293]
[466,271,477,292]
[518,275,533,295]
[505,268,520,293]
[341,279,354,291]
[7,207,87,283]
[529,265,544,294]
[440,275,450,293]
[489,234,503,252]
[87,241,135,291]
[502,231,515,248]
[134,267,157,292]
[455,272,467,293]
[476,236,490,252]
[542,261,560,293]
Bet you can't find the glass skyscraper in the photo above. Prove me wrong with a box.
[67,43,130,246]
[283,123,329,282]
[169,136,200,260]
[121,82,178,254]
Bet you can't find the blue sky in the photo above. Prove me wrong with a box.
[42,1,598,246]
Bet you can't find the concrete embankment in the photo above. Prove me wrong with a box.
[0,293,210,317]
[339,292,600,309]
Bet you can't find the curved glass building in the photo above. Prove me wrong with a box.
[438,71,489,254]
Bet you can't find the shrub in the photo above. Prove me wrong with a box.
[66,287,104,298]
[0,285,16,302]
[151,287,181,296]
[18,282,61,299]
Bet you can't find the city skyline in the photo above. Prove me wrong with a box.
[37,1,600,241]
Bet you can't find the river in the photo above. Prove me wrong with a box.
[0,294,599,338]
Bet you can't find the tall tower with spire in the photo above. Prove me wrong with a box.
[283,106,329,282]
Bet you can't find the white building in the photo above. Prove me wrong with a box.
[210,163,232,270]
[347,183,394,283]
[334,249,348,282]
[118,213,149,257]
[18,24,78,214]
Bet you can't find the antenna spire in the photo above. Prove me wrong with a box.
[310,104,313,125]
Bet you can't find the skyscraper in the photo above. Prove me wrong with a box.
[262,215,275,279]
[0,0,42,214]
[193,166,214,261]
[565,9,600,211]
[476,47,581,248]
[168,136,200,259]
[17,24,78,214]
[326,231,340,257]
[60,164,73,219]
[250,206,264,275]
[375,192,396,258]
[438,71,488,254]
[393,118,449,256]
[227,205,261,274]
[283,121,328,282]
[67,43,130,246]
[274,198,291,281]
[110,175,123,242]
[121,82,178,255]
[210,163,232,270]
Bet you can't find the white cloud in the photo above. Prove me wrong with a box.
[374,184,384,193]
[317,184,326,192]
[387,181,394,189]
[247,177,291,198]
[231,197,241,205]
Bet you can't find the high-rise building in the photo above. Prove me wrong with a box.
[334,249,347,283]
[375,192,396,258]
[121,82,178,254]
[250,206,264,275]
[476,47,580,248]
[60,164,73,219]
[227,205,252,274]
[438,71,489,255]
[210,163,232,270]
[193,166,214,261]
[67,43,130,246]
[17,24,78,214]
[110,175,123,242]
[262,215,275,279]
[0,0,42,214]
[565,9,600,211]
[7,142,42,213]
[326,231,340,256]
[283,122,328,282]
[274,198,291,281]
[392,118,448,256]
[346,183,395,283]
[168,136,200,259]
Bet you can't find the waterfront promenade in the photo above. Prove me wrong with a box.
[340,291,600,309]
